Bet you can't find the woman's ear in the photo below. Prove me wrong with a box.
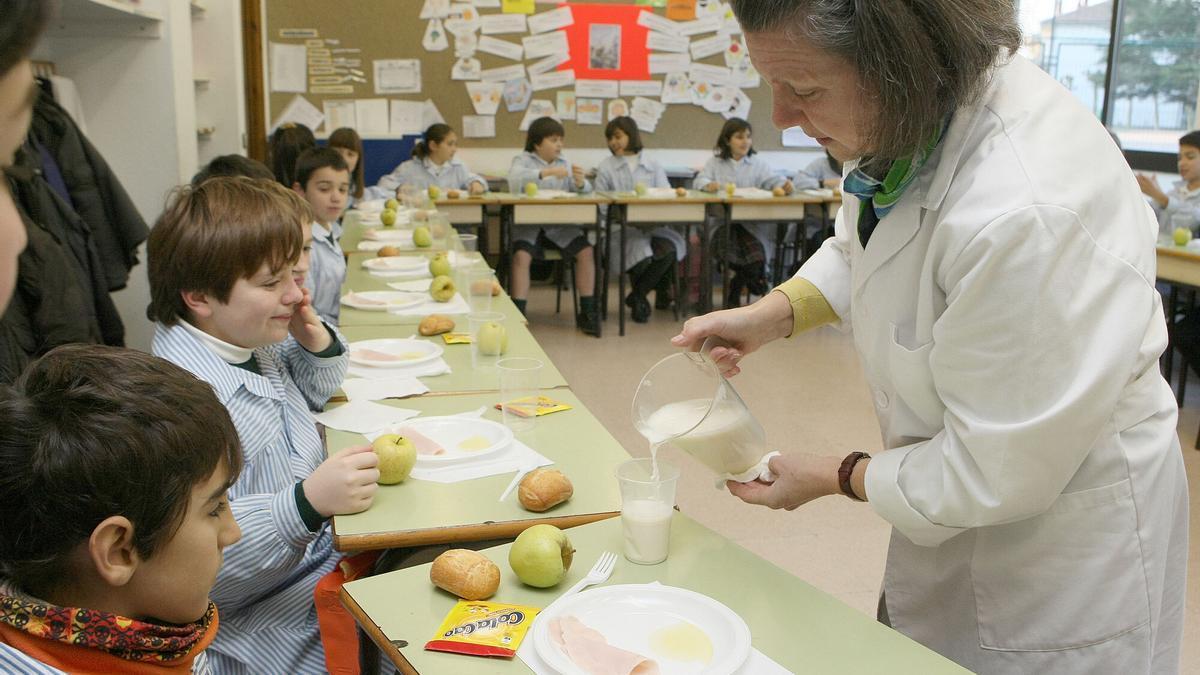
[88,516,140,587]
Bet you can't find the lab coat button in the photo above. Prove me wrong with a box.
[874,388,890,409]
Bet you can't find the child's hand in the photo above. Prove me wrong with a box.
[571,164,586,187]
[703,182,719,192]
[290,286,333,353]
[822,178,841,190]
[782,180,794,195]
[1136,173,1168,206]
[469,181,486,195]
[303,445,380,516]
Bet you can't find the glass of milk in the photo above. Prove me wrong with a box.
[616,458,680,565]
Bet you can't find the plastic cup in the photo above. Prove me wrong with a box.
[497,357,542,433]
[464,267,496,313]
[616,458,680,565]
[468,311,506,371]
[458,233,479,252]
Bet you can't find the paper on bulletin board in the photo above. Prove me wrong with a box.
[478,35,524,60]
[703,85,736,112]
[423,19,450,51]
[445,3,482,35]
[531,69,575,91]
[462,115,496,138]
[724,34,748,67]
[522,31,569,60]
[390,100,426,135]
[373,59,421,94]
[631,96,666,132]
[575,98,602,125]
[310,85,354,94]
[354,98,389,135]
[271,94,323,132]
[420,0,451,19]
[503,77,533,112]
[501,0,535,13]
[556,91,577,119]
[452,57,482,80]
[731,60,760,88]
[649,52,690,74]
[661,72,691,103]
[575,79,619,98]
[636,10,677,34]
[666,0,697,20]
[454,30,479,57]
[690,33,727,60]
[527,6,573,34]
[480,63,526,82]
[527,52,571,76]
[562,4,651,81]
[466,81,504,114]
[472,0,500,6]
[646,31,689,53]
[688,62,730,86]
[269,42,307,93]
[323,99,357,131]
[423,99,446,127]
[481,12,526,34]
[678,14,721,36]
[721,88,751,120]
[520,99,557,131]
[606,98,629,120]
[280,28,319,38]
[620,80,662,97]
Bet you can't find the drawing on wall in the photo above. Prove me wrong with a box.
[589,24,622,70]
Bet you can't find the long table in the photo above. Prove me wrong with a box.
[326,390,624,552]
[341,516,968,674]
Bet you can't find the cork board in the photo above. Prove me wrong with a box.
[261,0,784,151]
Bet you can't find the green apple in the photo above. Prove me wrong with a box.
[373,434,416,484]
[509,524,575,588]
[413,226,433,248]
[429,253,452,278]
[380,209,397,227]
[1175,227,1192,246]
[385,198,399,211]
[524,182,538,197]
[725,182,736,197]
[634,182,648,197]
[428,185,441,200]
[476,321,507,356]
[430,275,457,302]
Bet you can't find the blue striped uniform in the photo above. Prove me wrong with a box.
[304,220,346,325]
[0,642,213,674]
[507,151,593,250]
[152,322,348,675]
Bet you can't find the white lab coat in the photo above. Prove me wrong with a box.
[798,54,1188,673]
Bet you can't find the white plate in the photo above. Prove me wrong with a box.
[363,228,414,242]
[362,256,428,272]
[533,584,751,675]
[400,416,513,464]
[731,187,775,199]
[525,189,572,199]
[340,291,424,312]
[348,338,444,368]
[355,199,388,213]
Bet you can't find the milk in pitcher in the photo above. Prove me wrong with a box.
[640,398,765,476]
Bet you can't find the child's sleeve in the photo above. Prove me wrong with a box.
[281,325,349,410]
[373,161,413,198]
[458,164,488,192]
[693,158,717,190]
[793,158,822,190]
[594,162,614,192]
[652,163,670,189]
[508,154,540,193]
[756,159,788,189]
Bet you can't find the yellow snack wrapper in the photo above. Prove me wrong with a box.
[425,600,540,658]
[494,395,573,418]
[443,332,473,344]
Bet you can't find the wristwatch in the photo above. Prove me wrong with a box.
[838,452,871,501]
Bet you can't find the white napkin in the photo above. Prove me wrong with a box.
[382,285,471,316]
[347,358,451,380]
[363,229,415,242]
[341,376,429,401]
[406,438,552,483]
[368,267,429,280]
[311,400,420,434]
[732,187,776,199]
[720,451,781,486]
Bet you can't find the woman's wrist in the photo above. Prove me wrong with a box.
[753,291,797,343]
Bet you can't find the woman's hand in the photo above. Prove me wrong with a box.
[290,286,333,353]
[1136,173,1169,208]
[670,291,794,376]
[726,453,842,510]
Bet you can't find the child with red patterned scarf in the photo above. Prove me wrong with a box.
[0,345,244,674]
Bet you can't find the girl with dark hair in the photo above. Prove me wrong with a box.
[370,123,486,199]
[594,117,685,322]
[268,123,316,190]
[327,127,364,203]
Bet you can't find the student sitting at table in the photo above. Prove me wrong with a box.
[292,147,350,325]
[0,344,243,675]
[594,116,685,323]
[147,176,380,674]
[327,127,365,210]
[192,153,275,186]
[507,117,600,336]
[1138,129,1200,237]
[369,123,487,200]
[794,149,843,190]
[695,118,793,306]
[268,123,316,190]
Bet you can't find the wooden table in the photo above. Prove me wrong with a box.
[600,191,720,335]
[433,194,497,233]
[326,390,625,552]
[718,193,829,308]
[339,322,569,394]
[341,515,969,674]
[1157,244,1200,287]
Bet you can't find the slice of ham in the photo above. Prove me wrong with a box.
[352,348,409,362]
[549,616,660,675]
[345,292,387,306]
[394,426,445,456]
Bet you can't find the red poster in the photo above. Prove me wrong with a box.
[560,3,651,80]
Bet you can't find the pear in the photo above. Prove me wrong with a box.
[634,182,648,197]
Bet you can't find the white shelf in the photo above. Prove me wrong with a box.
[51,0,162,38]
[190,1,206,16]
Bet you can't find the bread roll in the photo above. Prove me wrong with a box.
[430,549,500,600]
[518,469,573,512]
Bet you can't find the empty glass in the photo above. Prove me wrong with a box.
[497,357,542,433]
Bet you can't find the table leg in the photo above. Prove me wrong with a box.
[619,207,627,336]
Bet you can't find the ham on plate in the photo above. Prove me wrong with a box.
[394,426,445,456]
[549,615,659,675]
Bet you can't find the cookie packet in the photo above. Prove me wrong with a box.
[425,600,541,658]
[494,395,573,418]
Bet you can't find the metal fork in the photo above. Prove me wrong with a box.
[545,551,618,612]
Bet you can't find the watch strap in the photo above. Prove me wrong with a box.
[838,451,871,501]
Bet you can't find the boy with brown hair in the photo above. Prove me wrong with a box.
[0,344,243,674]
[147,177,379,674]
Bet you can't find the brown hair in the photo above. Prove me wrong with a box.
[268,123,316,189]
[715,117,755,159]
[146,177,310,325]
[0,344,243,597]
[730,0,1021,172]
[605,116,644,155]
[327,127,364,199]
[191,154,274,186]
[294,146,349,189]
[413,123,454,160]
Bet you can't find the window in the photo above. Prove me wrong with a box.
[1019,0,1200,169]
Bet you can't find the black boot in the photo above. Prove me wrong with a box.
[746,263,769,297]
[625,292,651,323]
[654,265,674,310]
[725,268,746,309]
[577,296,601,337]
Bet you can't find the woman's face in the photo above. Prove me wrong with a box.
[745,29,873,161]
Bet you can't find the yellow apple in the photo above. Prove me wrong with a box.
[373,434,416,484]
[384,198,399,211]
[413,226,433,248]
[634,182,648,197]
[430,275,457,302]
[1174,227,1192,246]
[429,253,452,278]
[725,182,736,197]
[524,182,538,197]
[428,185,441,200]
[476,321,507,356]
[509,524,574,588]
[380,209,397,227]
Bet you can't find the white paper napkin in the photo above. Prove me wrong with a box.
[407,438,552,483]
[381,285,472,316]
[347,358,451,380]
[341,376,429,401]
[311,400,420,434]
[368,267,429,280]
[721,451,781,485]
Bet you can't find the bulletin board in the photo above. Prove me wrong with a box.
[261,0,785,151]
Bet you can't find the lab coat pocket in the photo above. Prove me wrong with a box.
[973,478,1150,652]
[886,324,944,431]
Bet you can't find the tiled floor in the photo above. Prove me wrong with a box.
[522,281,1200,672]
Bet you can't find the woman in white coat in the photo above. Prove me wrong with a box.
[674,1,1188,673]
